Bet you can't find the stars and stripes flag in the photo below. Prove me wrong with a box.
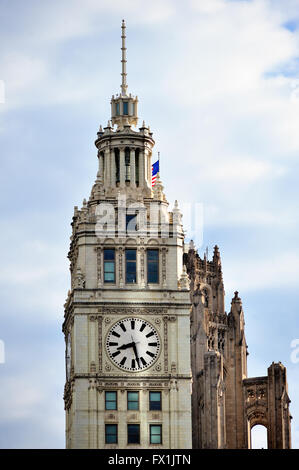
[152,159,159,187]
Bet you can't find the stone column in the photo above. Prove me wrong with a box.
[119,147,125,188]
[144,148,151,189]
[104,148,110,188]
[130,148,136,187]
[99,152,104,178]
[139,149,145,188]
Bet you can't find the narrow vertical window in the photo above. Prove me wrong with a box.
[147,249,159,283]
[125,147,130,181]
[104,249,115,283]
[123,101,128,115]
[126,249,136,283]
[126,213,137,233]
[150,424,162,444]
[105,424,117,444]
[135,149,139,185]
[149,391,161,411]
[116,102,120,115]
[127,391,139,410]
[128,424,140,444]
[115,148,120,183]
[105,391,117,410]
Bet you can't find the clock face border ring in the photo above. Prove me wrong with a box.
[105,316,162,373]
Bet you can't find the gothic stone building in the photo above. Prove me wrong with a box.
[62,21,292,449]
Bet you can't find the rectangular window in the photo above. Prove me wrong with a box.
[104,249,115,283]
[116,102,120,115]
[123,101,128,115]
[105,391,117,410]
[150,424,162,444]
[105,424,117,444]
[126,249,136,284]
[127,391,139,410]
[149,391,161,411]
[147,249,159,283]
[128,424,140,444]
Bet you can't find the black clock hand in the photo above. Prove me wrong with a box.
[132,342,140,368]
[117,342,134,350]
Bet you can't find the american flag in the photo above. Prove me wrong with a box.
[152,160,159,187]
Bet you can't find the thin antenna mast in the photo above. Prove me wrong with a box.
[121,19,128,95]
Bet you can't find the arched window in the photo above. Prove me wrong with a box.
[251,424,267,449]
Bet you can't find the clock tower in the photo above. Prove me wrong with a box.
[63,21,192,449]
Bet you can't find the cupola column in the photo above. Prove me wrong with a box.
[99,152,104,178]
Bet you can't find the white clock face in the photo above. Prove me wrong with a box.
[106,318,160,371]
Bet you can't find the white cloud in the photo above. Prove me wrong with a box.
[224,252,299,292]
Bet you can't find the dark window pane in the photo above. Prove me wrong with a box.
[148,250,158,261]
[128,424,140,444]
[126,249,136,260]
[104,249,115,260]
[149,391,161,411]
[126,250,136,283]
[147,250,159,284]
[105,424,117,444]
[123,102,128,115]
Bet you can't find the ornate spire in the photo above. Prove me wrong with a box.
[110,21,138,129]
[121,19,128,96]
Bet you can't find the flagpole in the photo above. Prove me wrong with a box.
[158,151,160,176]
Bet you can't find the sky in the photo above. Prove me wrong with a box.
[0,0,299,449]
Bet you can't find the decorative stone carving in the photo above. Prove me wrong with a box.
[64,380,73,411]
[139,247,145,288]
[98,316,103,372]
[118,247,124,287]
[161,247,168,287]
[75,267,85,288]
[98,307,168,316]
